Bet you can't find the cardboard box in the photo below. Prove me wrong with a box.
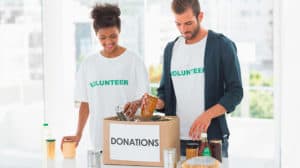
[103,116,180,167]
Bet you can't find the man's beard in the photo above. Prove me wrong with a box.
[183,24,200,40]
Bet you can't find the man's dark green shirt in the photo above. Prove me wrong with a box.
[157,30,243,141]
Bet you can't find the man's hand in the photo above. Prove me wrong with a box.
[141,93,165,110]
[189,104,227,140]
[189,111,212,140]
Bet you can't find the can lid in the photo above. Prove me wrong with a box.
[46,139,56,142]
[186,142,199,149]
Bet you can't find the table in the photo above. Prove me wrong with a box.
[48,153,229,168]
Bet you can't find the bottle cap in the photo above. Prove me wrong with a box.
[43,123,48,126]
[46,139,56,142]
[186,142,199,149]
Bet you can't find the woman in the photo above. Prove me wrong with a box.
[61,3,149,151]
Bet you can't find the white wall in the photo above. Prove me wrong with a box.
[279,0,300,167]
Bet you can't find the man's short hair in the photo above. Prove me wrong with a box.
[171,0,201,16]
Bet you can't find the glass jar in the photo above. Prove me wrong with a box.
[141,95,158,119]
[46,139,56,160]
[209,140,222,162]
[185,142,199,159]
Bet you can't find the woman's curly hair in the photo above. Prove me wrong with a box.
[91,3,121,33]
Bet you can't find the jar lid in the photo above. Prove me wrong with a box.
[186,142,199,149]
[46,139,56,142]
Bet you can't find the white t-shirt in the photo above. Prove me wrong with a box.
[171,35,207,140]
[75,50,149,150]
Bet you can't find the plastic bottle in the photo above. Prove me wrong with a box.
[199,133,211,156]
[42,123,52,167]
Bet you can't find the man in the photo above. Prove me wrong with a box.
[149,0,243,157]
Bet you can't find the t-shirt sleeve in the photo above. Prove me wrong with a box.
[134,57,150,100]
[74,63,88,102]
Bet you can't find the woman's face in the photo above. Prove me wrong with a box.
[96,27,120,54]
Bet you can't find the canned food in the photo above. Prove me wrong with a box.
[87,150,101,168]
[163,148,176,168]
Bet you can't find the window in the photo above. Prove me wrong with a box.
[72,0,145,69]
[0,0,43,167]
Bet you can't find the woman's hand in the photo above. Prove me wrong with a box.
[123,99,141,118]
[60,134,81,151]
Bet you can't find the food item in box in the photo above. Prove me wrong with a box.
[116,112,128,121]
[181,156,220,168]
[115,105,134,121]
[150,115,161,121]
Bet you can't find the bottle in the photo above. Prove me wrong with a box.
[46,139,56,160]
[209,140,222,162]
[43,123,52,140]
[198,133,211,156]
[42,123,52,167]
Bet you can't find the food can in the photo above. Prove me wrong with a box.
[163,148,176,168]
[87,150,101,168]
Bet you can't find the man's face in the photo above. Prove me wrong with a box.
[174,8,203,40]
[96,26,120,53]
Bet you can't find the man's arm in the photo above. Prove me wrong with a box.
[218,38,243,113]
[189,37,243,140]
